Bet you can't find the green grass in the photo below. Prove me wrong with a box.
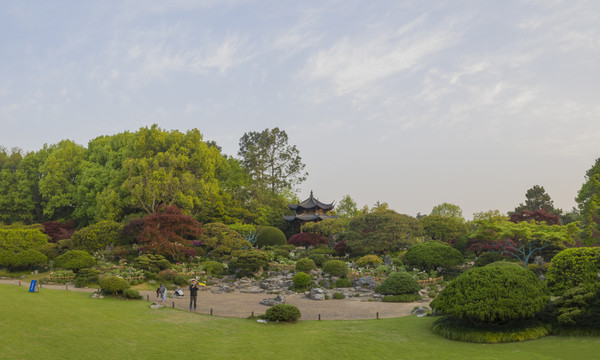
[1,284,599,360]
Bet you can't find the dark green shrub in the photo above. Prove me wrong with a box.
[122,289,142,300]
[11,250,47,270]
[553,282,600,330]
[376,272,420,295]
[374,265,392,277]
[295,258,316,273]
[0,228,48,253]
[404,241,464,271]
[74,268,100,288]
[265,304,301,322]
[430,262,549,324]
[71,220,124,252]
[256,226,287,248]
[432,317,550,343]
[308,254,327,267]
[54,250,96,273]
[546,247,600,295]
[322,260,348,277]
[228,249,270,277]
[39,243,59,260]
[335,278,353,288]
[134,254,171,272]
[157,269,178,282]
[0,250,15,269]
[201,260,226,276]
[474,252,506,267]
[173,275,188,286]
[273,248,291,259]
[382,294,422,302]
[292,272,312,290]
[355,255,383,268]
[391,258,404,267]
[333,292,345,299]
[100,276,130,295]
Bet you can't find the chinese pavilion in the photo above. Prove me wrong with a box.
[283,191,338,230]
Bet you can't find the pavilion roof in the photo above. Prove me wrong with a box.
[288,190,335,211]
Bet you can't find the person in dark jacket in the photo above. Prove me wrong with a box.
[189,280,200,310]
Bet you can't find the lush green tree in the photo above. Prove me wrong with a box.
[346,209,424,255]
[576,158,600,245]
[404,241,464,271]
[71,220,124,253]
[10,250,47,271]
[375,272,420,296]
[421,215,467,244]
[553,282,600,329]
[238,127,307,194]
[509,209,560,225]
[54,250,96,273]
[200,222,250,257]
[513,185,560,215]
[336,194,358,219]
[228,249,270,277]
[431,262,549,323]
[469,219,578,268]
[546,247,600,295]
[430,203,464,221]
[0,228,48,253]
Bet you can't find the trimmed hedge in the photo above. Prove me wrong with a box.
[322,260,348,278]
[431,262,549,324]
[11,250,47,271]
[295,258,316,273]
[546,247,600,295]
[382,294,422,302]
[375,272,420,296]
[432,317,550,343]
[256,226,287,248]
[54,250,96,273]
[265,304,301,322]
[404,241,463,271]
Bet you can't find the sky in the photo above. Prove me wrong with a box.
[1,0,599,219]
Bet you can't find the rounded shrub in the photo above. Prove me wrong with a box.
[333,292,345,299]
[430,262,549,324]
[70,220,124,252]
[74,268,100,288]
[0,250,15,269]
[308,254,327,267]
[201,260,226,276]
[11,250,47,270]
[335,278,353,288]
[100,276,130,295]
[375,272,420,295]
[54,250,96,273]
[295,258,316,273]
[256,226,287,248]
[157,269,178,282]
[474,252,506,267]
[355,255,383,268]
[546,247,600,295]
[228,249,271,278]
[292,272,312,290]
[391,258,404,267]
[265,304,301,322]
[122,288,142,300]
[322,260,348,278]
[404,241,463,271]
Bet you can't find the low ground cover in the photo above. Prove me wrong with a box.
[1,284,599,360]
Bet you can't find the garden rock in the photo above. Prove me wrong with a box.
[260,294,286,306]
[384,255,392,266]
[411,306,430,317]
[150,303,165,310]
[239,286,264,294]
[308,288,326,300]
[354,276,376,289]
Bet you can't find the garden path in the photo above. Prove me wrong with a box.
[0,279,427,320]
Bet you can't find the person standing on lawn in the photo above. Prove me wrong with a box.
[159,283,167,302]
[189,280,199,310]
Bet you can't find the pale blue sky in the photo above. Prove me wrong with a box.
[1,0,599,218]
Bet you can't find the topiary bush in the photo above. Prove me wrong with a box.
[228,249,271,278]
[546,247,600,295]
[335,278,353,288]
[375,272,420,295]
[322,260,348,278]
[404,241,464,271]
[295,258,316,273]
[382,294,422,302]
[122,288,142,300]
[10,250,47,271]
[308,254,327,267]
[256,226,287,248]
[292,272,312,291]
[431,262,549,324]
[70,220,124,253]
[474,252,506,267]
[333,292,345,299]
[355,255,383,268]
[74,268,100,288]
[54,250,96,273]
[100,276,130,295]
[265,304,301,322]
[201,260,226,276]
[134,254,171,272]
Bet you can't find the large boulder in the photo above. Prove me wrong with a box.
[308,287,326,300]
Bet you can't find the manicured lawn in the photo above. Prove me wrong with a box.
[1,284,598,360]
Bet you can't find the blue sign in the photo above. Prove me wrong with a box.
[29,280,37,293]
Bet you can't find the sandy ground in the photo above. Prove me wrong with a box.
[0,279,428,320]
